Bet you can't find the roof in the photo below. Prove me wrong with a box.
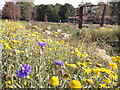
[79,4,106,7]
[68,16,79,19]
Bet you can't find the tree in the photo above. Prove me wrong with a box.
[118,2,120,25]
[33,3,76,22]
[53,4,62,21]
[33,4,47,21]
[94,2,105,19]
[58,3,76,22]
[109,2,119,24]
[34,4,62,22]
[17,2,34,20]
[44,4,55,22]
[2,2,21,20]
[83,3,95,15]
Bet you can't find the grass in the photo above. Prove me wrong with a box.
[0,19,120,88]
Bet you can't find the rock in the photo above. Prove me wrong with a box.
[62,33,72,40]
[44,30,53,35]
[94,48,112,62]
[57,29,62,33]
[46,25,51,30]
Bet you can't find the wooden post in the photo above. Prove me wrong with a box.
[78,7,83,29]
[44,14,48,22]
[100,4,106,27]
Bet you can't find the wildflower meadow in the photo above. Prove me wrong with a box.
[1,20,120,88]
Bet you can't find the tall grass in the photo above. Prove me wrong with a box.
[1,20,119,88]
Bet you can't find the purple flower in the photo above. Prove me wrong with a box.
[38,42,47,47]
[16,64,31,79]
[54,60,64,69]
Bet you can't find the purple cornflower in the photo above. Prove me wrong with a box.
[38,42,47,47]
[16,64,31,79]
[54,60,64,69]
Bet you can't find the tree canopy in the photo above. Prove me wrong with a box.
[33,3,77,22]
[2,2,21,20]
[16,2,34,20]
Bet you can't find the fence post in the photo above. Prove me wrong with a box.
[100,4,106,27]
[78,6,83,29]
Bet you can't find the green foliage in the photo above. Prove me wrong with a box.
[17,2,34,20]
[33,3,76,22]
[58,3,76,21]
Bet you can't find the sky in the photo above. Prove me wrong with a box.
[0,0,109,9]
[34,0,108,8]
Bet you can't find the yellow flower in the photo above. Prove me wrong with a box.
[116,56,120,59]
[82,42,84,45]
[84,79,94,85]
[86,59,91,62]
[100,68,107,73]
[4,43,12,49]
[53,31,57,34]
[11,34,17,38]
[27,43,30,46]
[7,85,14,88]
[11,40,19,43]
[92,68,101,74]
[70,46,73,48]
[77,62,87,67]
[107,86,110,88]
[75,48,79,52]
[84,68,92,74]
[96,63,102,68]
[69,80,82,88]
[111,56,120,63]
[9,53,13,56]
[6,81,11,85]
[49,76,59,86]
[32,26,37,29]
[71,51,74,54]
[109,63,118,70]
[109,72,118,80]
[34,32,39,35]
[49,40,53,44]
[8,66,12,69]
[103,78,111,84]
[99,83,106,88]
[0,40,6,43]
[69,64,78,69]
[40,28,43,30]
[14,80,16,83]
[27,75,31,79]
[21,51,25,53]
[35,74,39,78]
[88,62,92,64]
[111,57,118,62]
[30,34,36,37]
[60,40,64,44]
[48,48,53,51]
[19,26,24,29]
[61,57,65,59]
[91,75,100,78]
[64,73,71,79]
[66,78,71,80]
[118,60,120,63]
[15,50,21,54]
[23,81,27,85]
